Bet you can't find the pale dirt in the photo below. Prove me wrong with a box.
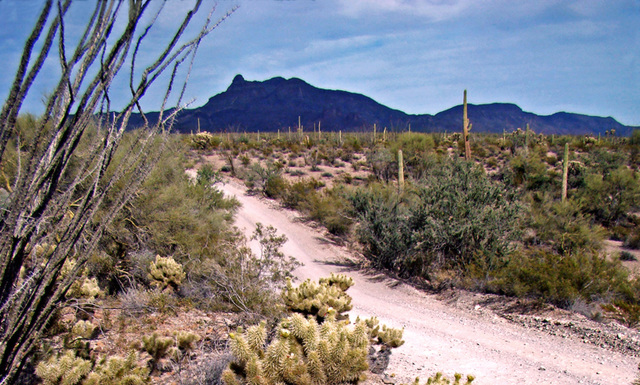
[220,178,640,385]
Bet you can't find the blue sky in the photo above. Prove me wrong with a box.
[1,0,638,126]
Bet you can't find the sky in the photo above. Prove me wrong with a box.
[0,0,638,126]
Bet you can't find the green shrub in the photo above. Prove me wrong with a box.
[579,167,640,227]
[352,158,522,278]
[183,223,298,316]
[525,195,605,255]
[620,251,637,261]
[349,185,412,272]
[489,249,631,309]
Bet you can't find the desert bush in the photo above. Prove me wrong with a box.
[352,158,522,278]
[184,224,298,316]
[525,195,605,255]
[624,229,640,249]
[620,251,638,261]
[578,166,640,227]
[367,147,396,182]
[103,139,240,288]
[503,152,555,191]
[281,178,323,210]
[410,158,522,272]
[489,249,631,309]
[349,184,412,272]
[602,300,640,328]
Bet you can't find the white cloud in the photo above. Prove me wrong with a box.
[336,0,474,20]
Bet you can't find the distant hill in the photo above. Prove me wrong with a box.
[127,75,637,136]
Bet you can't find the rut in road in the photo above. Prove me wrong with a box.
[221,180,637,385]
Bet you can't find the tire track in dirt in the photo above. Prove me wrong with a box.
[221,180,637,385]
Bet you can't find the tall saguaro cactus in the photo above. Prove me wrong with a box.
[398,150,405,193]
[562,143,569,202]
[463,90,472,160]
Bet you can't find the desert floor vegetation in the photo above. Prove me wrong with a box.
[193,128,640,331]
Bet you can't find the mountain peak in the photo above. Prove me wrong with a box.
[232,74,245,84]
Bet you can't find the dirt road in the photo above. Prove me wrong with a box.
[221,180,638,385]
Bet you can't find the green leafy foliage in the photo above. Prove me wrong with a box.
[525,195,605,255]
[489,249,632,308]
[578,166,640,227]
[352,158,522,277]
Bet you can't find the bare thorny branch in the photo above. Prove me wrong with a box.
[0,1,236,382]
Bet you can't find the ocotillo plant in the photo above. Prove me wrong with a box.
[562,142,569,202]
[463,90,472,160]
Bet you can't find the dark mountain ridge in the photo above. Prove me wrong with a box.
[127,75,636,136]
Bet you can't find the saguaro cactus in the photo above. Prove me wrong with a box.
[463,90,472,160]
[398,150,405,193]
[562,142,569,202]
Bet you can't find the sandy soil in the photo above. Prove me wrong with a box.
[220,178,639,385]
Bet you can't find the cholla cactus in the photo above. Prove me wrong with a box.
[142,332,179,371]
[83,352,149,385]
[362,316,405,348]
[36,350,92,385]
[71,320,97,340]
[67,277,103,300]
[282,274,353,320]
[36,349,149,385]
[224,313,369,385]
[175,331,200,352]
[191,132,217,149]
[408,372,475,385]
[319,273,354,291]
[148,255,185,290]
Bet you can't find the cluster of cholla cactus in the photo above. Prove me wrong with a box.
[35,350,148,385]
[148,255,185,291]
[406,372,475,385]
[282,273,354,320]
[223,313,369,385]
[225,275,405,385]
[142,331,200,372]
[37,328,200,384]
[191,131,220,150]
[360,316,404,348]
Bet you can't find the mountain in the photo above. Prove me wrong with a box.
[127,75,636,136]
